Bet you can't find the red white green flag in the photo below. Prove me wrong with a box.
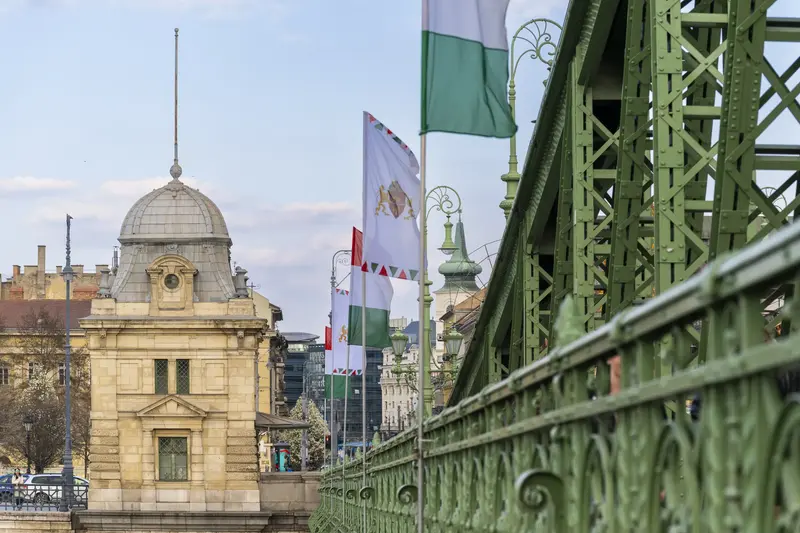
[349,227,393,349]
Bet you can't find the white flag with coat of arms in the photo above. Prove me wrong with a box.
[362,112,422,282]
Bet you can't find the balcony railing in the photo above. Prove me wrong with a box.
[310,220,800,533]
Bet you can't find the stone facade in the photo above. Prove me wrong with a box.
[82,175,268,512]
[0,511,71,532]
[0,510,313,532]
[379,346,417,435]
[0,245,102,301]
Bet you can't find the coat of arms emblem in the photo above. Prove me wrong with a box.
[375,181,416,220]
[338,325,348,343]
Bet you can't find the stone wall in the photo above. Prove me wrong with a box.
[0,510,310,532]
[259,472,320,512]
[0,511,71,532]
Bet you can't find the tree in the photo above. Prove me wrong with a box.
[0,308,90,474]
[278,397,327,471]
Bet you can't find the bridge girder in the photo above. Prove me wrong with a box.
[451,0,800,404]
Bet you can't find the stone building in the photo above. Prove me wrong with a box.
[81,169,272,511]
[0,300,92,474]
[0,245,103,301]
[379,320,434,437]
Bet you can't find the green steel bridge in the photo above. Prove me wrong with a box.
[311,0,800,530]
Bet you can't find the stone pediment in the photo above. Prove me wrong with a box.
[137,395,207,418]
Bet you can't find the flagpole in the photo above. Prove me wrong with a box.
[327,287,335,512]
[416,133,427,533]
[360,266,367,533]
[330,248,349,510]
[360,112,369,533]
[341,341,350,521]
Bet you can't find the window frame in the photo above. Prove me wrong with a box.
[0,365,9,386]
[155,432,190,483]
[176,359,190,395]
[154,359,169,395]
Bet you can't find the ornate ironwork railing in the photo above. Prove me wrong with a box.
[310,220,800,533]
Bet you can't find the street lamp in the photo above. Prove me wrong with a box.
[23,415,33,474]
[441,327,464,362]
[390,330,409,362]
[59,214,75,512]
[415,185,462,418]
[500,18,562,218]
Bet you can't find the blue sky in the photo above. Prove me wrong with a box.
[0,0,565,335]
[1,0,796,337]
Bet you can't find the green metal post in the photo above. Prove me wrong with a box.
[501,19,562,218]
[422,273,433,418]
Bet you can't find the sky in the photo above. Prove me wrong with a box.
[0,0,566,336]
[0,0,796,338]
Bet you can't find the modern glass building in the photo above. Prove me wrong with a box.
[282,332,319,409]
[324,347,383,452]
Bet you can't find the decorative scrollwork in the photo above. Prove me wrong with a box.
[510,18,563,78]
[396,484,418,504]
[346,489,357,500]
[336,488,344,497]
[359,486,375,500]
[514,469,566,533]
[426,186,462,218]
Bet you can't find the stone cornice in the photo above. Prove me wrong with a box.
[80,317,267,330]
[73,510,311,531]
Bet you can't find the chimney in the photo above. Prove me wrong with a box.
[37,245,46,298]
[12,265,20,279]
[95,265,109,283]
[73,265,84,275]
[56,266,62,275]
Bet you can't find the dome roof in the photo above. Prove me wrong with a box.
[118,177,231,244]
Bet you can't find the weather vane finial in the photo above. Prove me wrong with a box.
[169,28,182,181]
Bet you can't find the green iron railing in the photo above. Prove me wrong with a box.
[310,220,800,533]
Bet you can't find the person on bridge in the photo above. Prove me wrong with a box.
[11,469,24,511]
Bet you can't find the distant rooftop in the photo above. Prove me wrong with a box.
[0,300,93,330]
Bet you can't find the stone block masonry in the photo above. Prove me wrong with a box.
[0,510,312,532]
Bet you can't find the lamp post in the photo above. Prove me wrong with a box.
[23,415,33,475]
[59,214,75,512]
[500,18,562,218]
[414,185,462,418]
[388,322,462,416]
[328,248,349,506]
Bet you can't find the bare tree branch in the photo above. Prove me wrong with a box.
[0,308,90,474]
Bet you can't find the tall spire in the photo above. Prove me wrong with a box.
[169,28,182,181]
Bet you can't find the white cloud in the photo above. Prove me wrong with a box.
[0,176,76,193]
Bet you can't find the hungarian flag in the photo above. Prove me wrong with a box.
[421,0,517,138]
[349,227,393,349]
[362,112,422,282]
[325,288,358,399]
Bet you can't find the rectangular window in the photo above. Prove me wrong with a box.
[0,366,8,385]
[157,437,188,481]
[155,360,169,395]
[58,363,66,386]
[176,359,190,395]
